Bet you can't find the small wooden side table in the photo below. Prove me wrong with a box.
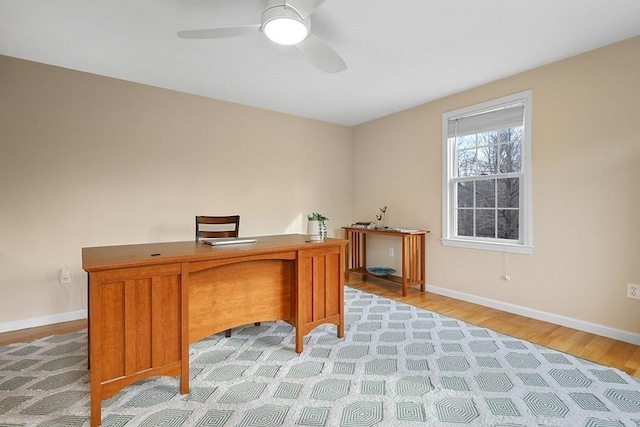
[343,227,429,296]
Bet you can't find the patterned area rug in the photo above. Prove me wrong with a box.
[1,287,639,427]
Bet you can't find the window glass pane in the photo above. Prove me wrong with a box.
[477,131,497,147]
[498,209,519,240]
[475,179,495,208]
[457,149,476,177]
[457,181,474,207]
[457,209,473,236]
[499,126,522,143]
[499,141,521,173]
[497,178,519,208]
[457,134,476,150]
[477,144,498,175]
[476,209,495,238]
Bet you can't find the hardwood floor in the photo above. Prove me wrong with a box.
[0,319,87,347]
[348,275,640,378]
[1,275,638,378]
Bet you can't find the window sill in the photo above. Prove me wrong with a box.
[442,238,533,255]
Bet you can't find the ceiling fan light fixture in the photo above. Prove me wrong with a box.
[262,6,309,45]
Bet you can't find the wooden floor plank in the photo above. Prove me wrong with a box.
[0,319,87,347]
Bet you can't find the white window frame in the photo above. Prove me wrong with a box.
[442,91,533,254]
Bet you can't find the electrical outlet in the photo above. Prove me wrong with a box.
[628,283,640,300]
[388,248,394,257]
[59,267,71,284]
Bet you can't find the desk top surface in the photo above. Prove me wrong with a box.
[82,234,347,272]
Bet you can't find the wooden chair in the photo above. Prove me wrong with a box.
[195,215,240,240]
[195,215,258,337]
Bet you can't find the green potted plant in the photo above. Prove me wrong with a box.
[307,212,329,241]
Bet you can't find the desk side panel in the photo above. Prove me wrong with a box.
[90,264,182,393]
[151,275,182,367]
[297,246,344,331]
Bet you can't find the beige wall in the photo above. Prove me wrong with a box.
[353,36,640,336]
[0,55,352,325]
[1,36,639,340]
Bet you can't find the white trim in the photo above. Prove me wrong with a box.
[442,237,533,254]
[427,284,640,346]
[0,310,87,334]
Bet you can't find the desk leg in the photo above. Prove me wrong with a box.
[87,273,90,371]
[180,263,190,394]
[89,276,102,427]
[295,331,303,354]
[338,244,345,339]
[90,395,101,427]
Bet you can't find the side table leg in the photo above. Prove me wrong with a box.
[344,229,350,280]
[401,235,408,297]
[420,234,426,292]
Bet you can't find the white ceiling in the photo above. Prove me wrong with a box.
[1,0,639,126]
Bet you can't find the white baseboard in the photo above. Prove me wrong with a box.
[0,310,88,334]
[427,285,640,346]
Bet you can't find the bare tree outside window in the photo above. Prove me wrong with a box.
[453,126,522,241]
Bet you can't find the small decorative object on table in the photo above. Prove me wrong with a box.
[351,221,372,229]
[366,267,396,277]
[376,206,387,229]
[307,212,329,242]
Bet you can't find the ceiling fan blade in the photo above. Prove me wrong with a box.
[295,34,346,73]
[177,25,261,39]
[286,0,327,18]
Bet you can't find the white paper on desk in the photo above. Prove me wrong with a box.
[201,238,257,246]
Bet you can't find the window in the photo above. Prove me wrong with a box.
[442,91,532,254]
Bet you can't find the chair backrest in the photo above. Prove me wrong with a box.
[195,215,240,240]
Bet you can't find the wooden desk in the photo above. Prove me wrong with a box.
[343,227,428,297]
[83,234,347,427]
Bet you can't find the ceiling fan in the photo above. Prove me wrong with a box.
[177,0,346,73]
